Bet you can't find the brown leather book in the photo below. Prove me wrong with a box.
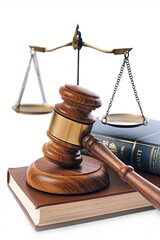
[7,165,160,230]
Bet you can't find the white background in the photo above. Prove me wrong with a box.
[1,0,160,239]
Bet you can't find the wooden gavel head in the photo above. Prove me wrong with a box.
[42,84,101,168]
[26,84,109,194]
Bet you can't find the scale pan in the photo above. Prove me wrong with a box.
[101,114,147,127]
[12,104,53,115]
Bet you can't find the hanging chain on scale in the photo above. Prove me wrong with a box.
[16,50,47,108]
[102,51,147,126]
[13,49,53,114]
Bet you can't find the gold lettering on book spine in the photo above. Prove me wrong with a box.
[136,150,142,168]
[151,148,159,172]
[102,140,117,156]
[121,146,125,158]
[102,140,109,147]
[149,147,155,172]
[109,142,117,156]
[131,142,136,166]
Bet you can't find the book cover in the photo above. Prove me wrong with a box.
[90,118,160,175]
[7,165,160,230]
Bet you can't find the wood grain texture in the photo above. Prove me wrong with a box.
[27,84,106,194]
[82,134,160,210]
[42,131,82,168]
[54,84,101,124]
[42,84,102,170]
[26,156,109,194]
[43,85,102,168]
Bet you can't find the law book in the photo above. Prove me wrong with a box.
[7,164,160,230]
[85,118,160,175]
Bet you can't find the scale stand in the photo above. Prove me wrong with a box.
[12,25,146,126]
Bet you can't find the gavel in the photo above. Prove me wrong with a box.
[26,84,160,210]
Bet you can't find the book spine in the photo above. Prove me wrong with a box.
[82,134,160,175]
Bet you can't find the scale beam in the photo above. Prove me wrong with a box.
[29,44,132,55]
[29,25,132,55]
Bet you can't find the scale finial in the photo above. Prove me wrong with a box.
[72,24,83,50]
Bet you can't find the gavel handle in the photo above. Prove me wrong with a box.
[82,134,160,210]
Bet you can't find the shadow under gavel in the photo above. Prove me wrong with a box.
[26,84,160,210]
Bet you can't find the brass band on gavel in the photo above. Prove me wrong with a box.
[48,111,92,146]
